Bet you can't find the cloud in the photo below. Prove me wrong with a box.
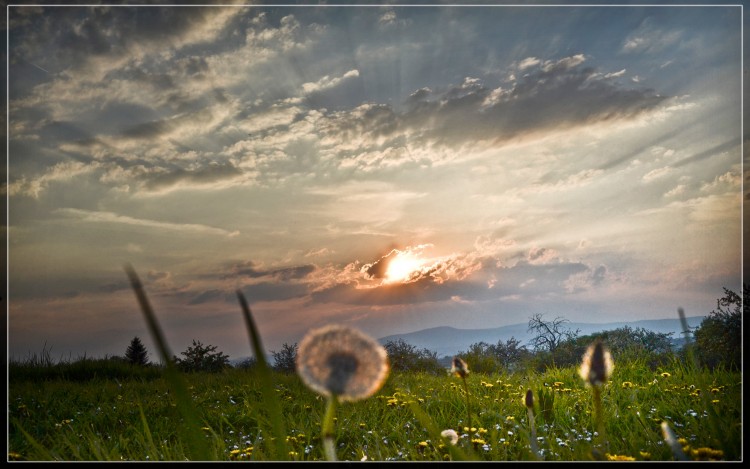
[518,57,541,70]
[224,261,316,281]
[621,18,683,54]
[664,184,687,198]
[564,264,608,293]
[672,139,739,168]
[7,160,99,198]
[301,69,360,94]
[700,171,741,193]
[55,208,240,237]
[139,161,246,194]
[642,166,672,183]
[10,6,243,80]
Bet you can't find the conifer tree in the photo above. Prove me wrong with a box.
[125,336,149,365]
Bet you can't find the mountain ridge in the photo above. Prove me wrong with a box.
[377,316,706,358]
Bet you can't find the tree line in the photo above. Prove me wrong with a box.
[117,285,742,376]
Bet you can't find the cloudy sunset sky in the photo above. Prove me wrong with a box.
[5,3,744,361]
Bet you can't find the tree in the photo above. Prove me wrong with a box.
[692,286,743,370]
[124,336,149,366]
[271,342,298,373]
[489,337,533,373]
[383,339,443,375]
[235,356,258,370]
[527,313,580,366]
[457,342,499,374]
[174,339,230,373]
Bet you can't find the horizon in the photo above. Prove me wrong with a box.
[5,4,744,363]
[11,312,709,364]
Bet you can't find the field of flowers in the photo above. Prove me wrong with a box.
[8,268,741,462]
[8,355,741,462]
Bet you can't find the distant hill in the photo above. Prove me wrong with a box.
[377,316,705,358]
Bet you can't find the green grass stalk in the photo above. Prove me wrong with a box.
[124,264,214,461]
[236,290,288,461]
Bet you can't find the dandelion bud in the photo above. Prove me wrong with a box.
[579,339,613,387]
[524,389,534,409]
[451,357,469,378]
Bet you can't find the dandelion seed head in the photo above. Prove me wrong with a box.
[296,324,389,402]
[441,429,459,445]
[579,339,613,386]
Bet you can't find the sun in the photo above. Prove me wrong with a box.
[385,253,423,283]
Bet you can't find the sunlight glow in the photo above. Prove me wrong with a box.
[385,253,424,283]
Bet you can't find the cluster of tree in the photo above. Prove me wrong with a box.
[689,286,743,371]
[119,285,743,375]
[382,339,445,375]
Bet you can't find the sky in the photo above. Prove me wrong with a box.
[4,3,745,362]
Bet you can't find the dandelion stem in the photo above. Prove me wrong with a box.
[461,376,472,432]
[322,394,339,461]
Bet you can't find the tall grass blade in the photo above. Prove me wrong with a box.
[12,418,57,461]
[124,264,214,461]
[677,307,699,370]
[236,290,288,461]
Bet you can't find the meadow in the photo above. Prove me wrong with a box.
[8,353,741,462]
[7,269,742,462]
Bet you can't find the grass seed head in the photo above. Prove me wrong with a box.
[296,324,389,402]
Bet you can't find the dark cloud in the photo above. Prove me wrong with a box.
[314,56,669,168]
[362,249,397,279]
[120,116,177,140]
[224,261,316,282]
[591,265,607,286]
[9,6,237,75]
[188,289,223,305]
[671,139,740,168]
[410,60,668,146]
[142,161,243,192]
[238,282,310,302]
[309,276,476,306]
[99,282,129,294]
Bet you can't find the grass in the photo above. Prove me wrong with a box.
[8,359,741,461]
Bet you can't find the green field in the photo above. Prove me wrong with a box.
[8,356,741,462]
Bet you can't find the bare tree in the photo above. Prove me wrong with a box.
[527,313,580,365]
[271,342,298,373]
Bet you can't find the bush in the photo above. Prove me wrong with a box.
[174,340,230,373]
